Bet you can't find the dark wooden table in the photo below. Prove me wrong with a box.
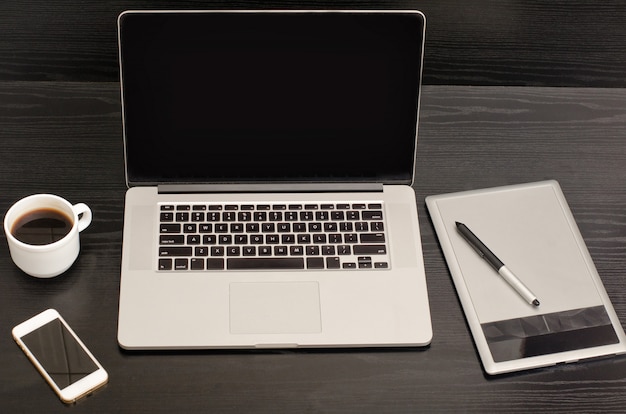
[1,82,626,412]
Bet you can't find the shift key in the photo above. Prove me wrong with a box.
[353,245,387,255]
[159,246,193,256]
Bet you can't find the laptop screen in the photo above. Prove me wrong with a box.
[118,11,425,186]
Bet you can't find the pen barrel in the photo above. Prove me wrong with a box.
[456,223,504,269]
[498,266,537,304]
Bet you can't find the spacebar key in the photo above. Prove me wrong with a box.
[227,258,305,270]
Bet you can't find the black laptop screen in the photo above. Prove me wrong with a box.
[118,11,424,186]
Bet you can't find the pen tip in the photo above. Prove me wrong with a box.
[532,299,540,307]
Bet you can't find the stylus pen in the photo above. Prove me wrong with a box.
[455,221,540,307]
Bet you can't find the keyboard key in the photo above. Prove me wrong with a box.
[326,257,340,269]
[322,245,335,255]
[191,212,205,221]
[360,233,385,243]
[324,222,338,232]
[160,223,180,233]
[285,211,298,221]
[293,223,307,232]
[281,234,295,244]
[306,257,324,269]
[191,258,205,270]
[353,245,387,255]
[159,246,193,257]
[207,258,225,269]
[176,212,189,222]
[315,211,329,221]
[347,211,360,220]
[362,211,383,220]
[174,258,188,270]
[329,234,342,243]
[186,235,201,244]
[228,258,305,270]
[313,234,327,244]
[159,258,172,270]
[160,235,184,245]
[331,211,345,221]
[274,246,288,256]
[338,245,351,255]
[290,246,304,255]
[344,233,358,243]
[269,212,283,221]
[307,246,320,255]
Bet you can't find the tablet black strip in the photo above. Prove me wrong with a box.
[482,306,619,362]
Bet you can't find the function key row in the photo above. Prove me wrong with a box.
[160,210,383,223]
[161,203,383,211]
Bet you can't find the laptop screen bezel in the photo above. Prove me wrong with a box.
[118,10,426,188]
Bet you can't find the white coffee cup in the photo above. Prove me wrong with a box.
[3,194,92,278]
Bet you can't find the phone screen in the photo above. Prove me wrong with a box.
[20,318,99,388]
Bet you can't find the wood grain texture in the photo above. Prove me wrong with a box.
[1,82,626,412]
[1,0,626,85]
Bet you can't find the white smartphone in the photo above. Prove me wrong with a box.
[12,309,108,403]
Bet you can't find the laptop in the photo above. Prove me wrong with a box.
[117,10,432,350]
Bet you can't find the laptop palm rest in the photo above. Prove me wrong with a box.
[229,282,322,335]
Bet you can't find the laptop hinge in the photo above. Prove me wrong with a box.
[158,183,384,194]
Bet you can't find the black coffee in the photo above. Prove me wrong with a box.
[11,208,73,245]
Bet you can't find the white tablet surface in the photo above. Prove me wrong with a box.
[426,180,626,374]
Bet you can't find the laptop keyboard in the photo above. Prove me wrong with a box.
[157,202,390,271]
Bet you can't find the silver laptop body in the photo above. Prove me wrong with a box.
[117,10,432,349]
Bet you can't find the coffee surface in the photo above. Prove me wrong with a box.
[11,208,73,245]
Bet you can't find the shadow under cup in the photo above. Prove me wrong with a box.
[3,194,92,278]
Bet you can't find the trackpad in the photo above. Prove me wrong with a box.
[229,282,322,334]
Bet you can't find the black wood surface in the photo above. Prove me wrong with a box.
[2,0,626,86]
[1,81,625,412]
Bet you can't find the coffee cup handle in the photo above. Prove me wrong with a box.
[72,203,92,232]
